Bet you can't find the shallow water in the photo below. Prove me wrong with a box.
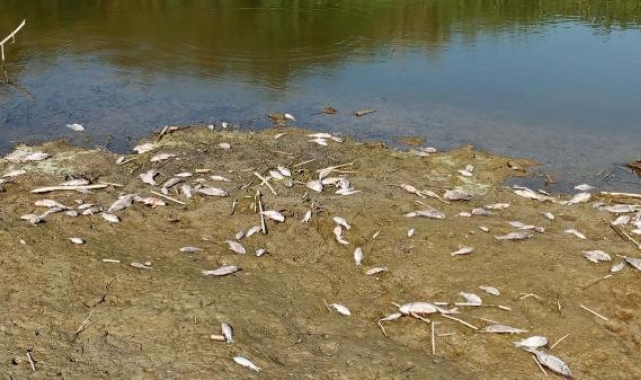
[1,0,641,191]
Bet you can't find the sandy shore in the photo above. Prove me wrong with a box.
[0,126,639,379]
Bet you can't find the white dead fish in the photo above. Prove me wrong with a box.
[574,184,594,192]
[365,267,388,275]
[336,188,361,196]
[459,292,482,305]
[485,203,510,210]
[604,204,638,213]
[202,265,240,276]
[34,199,69,209]
[471,208,493,216]
[397,302,439,316]
[458,212,472,218]
[101,213,121,223]
[277,166,291,177]
[2,169,27,178]
[222,323,234,343]
[533,350,573,379]
[458,169,473,177]
[274,133,287,139]
[69,237,85,245]
[451,247,474,256]
[66,210,79,217]
[566,192,591,205]
[23,152,51,161]
[268,169,284,180]
[481,324,528,334]
[479,226,490,232]
[139,169,159,186]
[407,228,415,237]
[246,226,261,237]
[624,256,641,271]
[542,212,555,220]
[150,153,176,162]
[301,210,312,223]
[233,356,260,372]
[583,250,611,263]
[309,138,328,146]
[132,142,156,154]
[611,261,625,273]
[226,241,246,254]
[479,285,500,296]
[81,206,102,215]
[180,184,193,198]
[107,194,135,213]
[495,231,534,241]
[354,247,364,266]
[210,175,231,182]
[261,210,285,222]
[308,132,334,139]
[612,215,631,226]
[198,187,229,197]
[514,336,548,350]
[221,122,228,129]
[135,196,166,207]
[306,179,323,192]
[333,226,349,245]
[443,189,472,201]
[66,123,85,132]
[161,177,182,190]
[255,248,267,257]
[180,246,202,253]
[218,142,231,150]
[400,183,422,196]
[507,221,545,233]
[513,187,554,202]
[333,216,351,230]
[21,214,43,224]
[329,303,351,316]
[59,178,90,187]
[284,113,296,122]
[235,230,245,240]
[130,262,152,270]
[564,229,586,240]
[405,209,446,220]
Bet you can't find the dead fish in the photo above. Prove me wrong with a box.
[333,216,351,230]
[101,213,121,223]
[330,303,351,316]
[397,302,439,316]
[107,194,135,213]
[451,247,474,256]
[354,247,364,266]
[533,350,573,379]
[261,210,285,222]
[495,231,534,241]
[458,212,472,218]
[354,109,376,117]
[507,221,545,233]
[2,169,27,178]
[139,169,159,186]
[479,226,490,232]
[564,229,586,239]
[407,228,415,237]
[226,241,246,254]
[235,230,245,240]
[301,210,312,223]
[35,199,69,209]
[255,248,267,257]
[274,133,287,139]
[308,132,334,139]
[459,292,482,305]
[404,209,446,220]
[333,227,349,245]
[604,204,638,213]
[566,192,591,205]
[180,184,193,198]
[276,166,291,177]
[202,265,240,276]
[479,285,500,296]
[513,187,554,202]
[218,142,231,150]
[233,356,260,372]
[309,138,328,146]
[443,189,472,201]
[481,325,528,334]
[246,226,261,237]
[180,246,202,253]
[542,212,555,220]
[130,262,153,270]
[68,237,85,245]
[66,123,85,132]
[210,175,231,182]
[471,208,493,216]
[217,323,233,344]
[66,210,79,217]
[133,142,156,154]
[624,256,641,271]
[485,203,510,210]
[514,336,548,351]
[221,121,229,129]
[583,250,611,263]
[60,178,91,187]
[81,206,102,215]
[336,188,361,196]
[612,215,631,226]
[198,187,229,197]
[21,214,43,224]
[150,153,176,162]
[161,177,182,190]
[365,267,388,275]
[611,261,625,273]
[268,169,284,180]
[458,169,473,177]
[400,183,422,196]
[135,196,167,207]
[574,183,594,192]
[23,152,51,161]
[306,179,323,192]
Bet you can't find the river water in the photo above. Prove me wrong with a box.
[1,1,640,191]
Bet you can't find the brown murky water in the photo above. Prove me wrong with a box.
[0,127,639,379]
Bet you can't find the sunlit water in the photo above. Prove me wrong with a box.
[1,1,641,191]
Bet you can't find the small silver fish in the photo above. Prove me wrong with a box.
[233,356,260,372]
[309,138,328,146]
[564,229,586,239]
[202,265,240,276]
[277,166,291,177]
[329,303,351,316]
[301,210,312,223]
[246,226,262,237]
[2,169,26,178]
[611,261,625,273]
[443,189,472,201]
[604,204,637,213]
[481,324,528,334]
[132,142,156,154]
[459,292,482,305]
[333,216,351,230]
[135,196,166,207]
[495,231,534,241]
[34,199,69,209]
[566,192,590,205]
[514,336,548,350]
[612,215,631,226]
[354,247,364,266]
[235,230,245,240]
[404,209,446,219]
[198,187,229,197]
[333,226,349,245]
[59,178,90,186]
[484,203,510,210]
[23,152,51,161]
[365,267,388,275]
[69,237,85,245]
[162,177,182,189]
[407,228,415,237]
[139,169,159,186]
[65,210,79,217]
[306,179,323,193]
[180,246,202,253]
[81,206,102,215]
[583,250,611,263]
[451,247,474,256]
[261,210,285,222]
[150,153,176,162]
[107,194,135,213]
[21,214,43,224]
[130,262,153,270]
[222,323,234,343]
[269,169,284,180]
[624,256,641,271]
[210,175,231,182]
[471,208,493,216]
[574,183,594,192]
[479,285,500,296]
[398,302,439,316]
[255,248,267,257]
[533,350,573,379]
[218,142,231,150]
[226,241,246,254]
[101,213,121,223]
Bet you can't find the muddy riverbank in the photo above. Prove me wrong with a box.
[0,126,639,379]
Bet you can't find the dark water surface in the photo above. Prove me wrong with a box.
[1,1,641,190]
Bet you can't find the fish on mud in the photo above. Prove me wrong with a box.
[365,267,388,275]
[306,179,323,192]
[451,247,474,256]
[139,169,159,186]
[222,323,234,343]
[583,250,611,263]
[150,153,176,162]
[329,303,352,316]
[101,213,121,223]
[333,216,351,230]
[261,210,285,222]
[495,231,534,241]
[481,324,528,334]
[226,240,246,254]
[533,351,573,379]
[564,229,586,239]
[513,336,548,351]
[404,209,446,220]
[479,285,500,296]
[354,247,364,266]
[198,187,229,197]
[180,246,202,253]
[443,189,472,201]
[107,194,136,213]
[233,356,260,372]
[202,265,240,276]
[35,199,69,209]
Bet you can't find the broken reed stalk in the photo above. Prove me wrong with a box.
[1,19,26,63]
